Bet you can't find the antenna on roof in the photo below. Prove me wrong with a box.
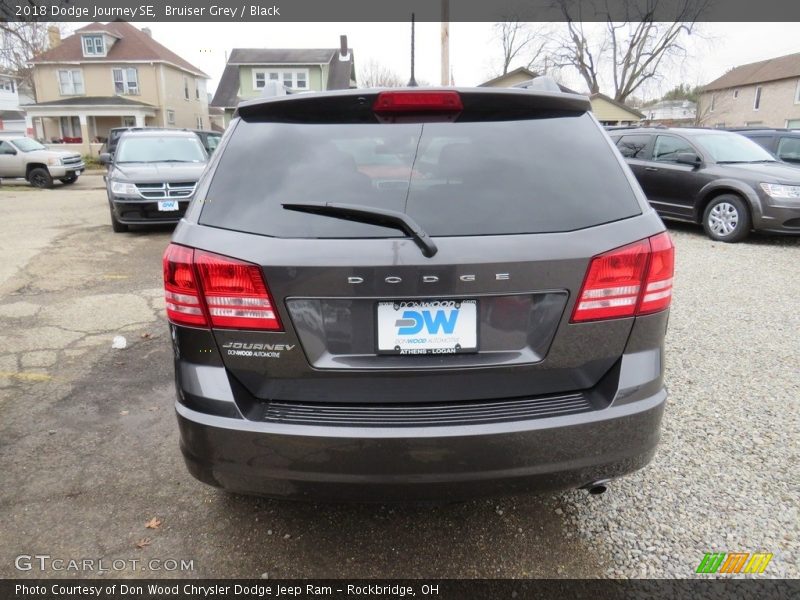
[407,13,418,87]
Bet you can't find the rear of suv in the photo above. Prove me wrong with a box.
[164,86,674,501]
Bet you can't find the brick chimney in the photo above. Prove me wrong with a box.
[47,26,61,49]
[142,27,152,37]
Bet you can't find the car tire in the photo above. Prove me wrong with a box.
[28,167,53,189]
[702,194,751,243]
[60,174,78,185]
[110,208,128,233]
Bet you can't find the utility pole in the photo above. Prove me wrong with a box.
[440,0,450,86]
[407,13,418,87]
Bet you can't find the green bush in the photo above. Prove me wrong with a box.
[82,154,104,169]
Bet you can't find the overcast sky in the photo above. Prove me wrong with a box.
[118,21,799,100]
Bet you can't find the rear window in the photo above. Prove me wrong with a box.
[199,113,641,238]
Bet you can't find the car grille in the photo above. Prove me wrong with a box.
[62,155,82,167]
[135,182,196,200]
[261,392,593,427]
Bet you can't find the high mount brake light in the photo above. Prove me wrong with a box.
[162,244,282,331]
[373,91,464,113]
[571,232,674,322]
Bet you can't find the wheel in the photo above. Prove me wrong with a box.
[28,167,53,189]
[702,194,751,243]
[60,174,78,184]
[110,207,128,232]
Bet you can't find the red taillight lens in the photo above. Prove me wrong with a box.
[373,91,463,113]
[194,250,281,330]
[163,244,207,327]
[571,232,675,323]
[639,232,675,315]
[162,244,282,331]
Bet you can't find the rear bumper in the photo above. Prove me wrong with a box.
[176,387,666,501]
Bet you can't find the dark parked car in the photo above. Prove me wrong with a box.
[191,129,223,156]
[725,128,800,166]
[608,127,800,242]
[103,130,207,232]
[163,85,674,501]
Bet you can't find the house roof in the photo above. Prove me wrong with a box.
[31,21,208,78]
[590,93,646,119]
[210,48,355,108]
[0,110,25,120]
[478,67,538,87]
[703,52,800,92]
[22,96,154,108]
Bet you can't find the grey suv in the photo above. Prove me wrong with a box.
[103,130,208,232]
[609,127,800,242]
[163,86,674,500]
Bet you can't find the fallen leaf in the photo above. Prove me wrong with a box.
[120,410,129,416]
[135,538,151,549]
[141,333,152,339]
[145,517,162,529]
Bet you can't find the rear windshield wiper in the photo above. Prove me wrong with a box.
[282,202,438,258]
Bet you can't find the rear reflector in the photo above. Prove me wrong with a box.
[373,91,463,113]
[162,244,282,331]
[572,232,674,322]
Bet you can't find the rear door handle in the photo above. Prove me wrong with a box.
[645,167,659,172]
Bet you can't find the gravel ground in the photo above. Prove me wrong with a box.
[557,223,800,578]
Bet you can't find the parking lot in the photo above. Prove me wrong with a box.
[1,175,798,579]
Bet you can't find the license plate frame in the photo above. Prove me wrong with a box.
[376,299,478,355]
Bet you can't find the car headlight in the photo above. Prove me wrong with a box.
[110,181,138,195]
[759,183,800,199]
[47,157,63,166]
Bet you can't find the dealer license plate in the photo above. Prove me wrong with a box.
[376,300,477,355]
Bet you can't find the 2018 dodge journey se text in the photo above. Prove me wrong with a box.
[163,84,674,501]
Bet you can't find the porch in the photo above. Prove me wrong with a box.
[22,96,158,155]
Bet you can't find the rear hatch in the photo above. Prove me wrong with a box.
[172,89,664,406]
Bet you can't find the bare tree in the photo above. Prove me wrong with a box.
[358,59,404,88]
[0,22,65,96]
[492,20,553,76]
[553,0,709,102]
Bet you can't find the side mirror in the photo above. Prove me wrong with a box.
[98,153,111,165]
[675,152,701,167]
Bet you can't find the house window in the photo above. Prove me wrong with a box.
[184,77,190,100]
[112,68,139,95]
[253,69,310,90]
[0,79,14,92]
[795,80,800,104]
[58,70,84,95]
[196,116,203,129]
[122,116,136,127]
[753,86,762,110]
[733,89,739,99]
[82,35,105,57]
[59,116,81,139]
[787,119,800,128]
[195,80,201,99]
[710,94,715,112]
[167,110,176,125]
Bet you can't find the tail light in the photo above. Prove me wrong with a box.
[572,232,674,322]
[373,91,463,114]
[162,244,282,331]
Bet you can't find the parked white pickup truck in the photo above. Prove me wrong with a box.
[0,134,85,188]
